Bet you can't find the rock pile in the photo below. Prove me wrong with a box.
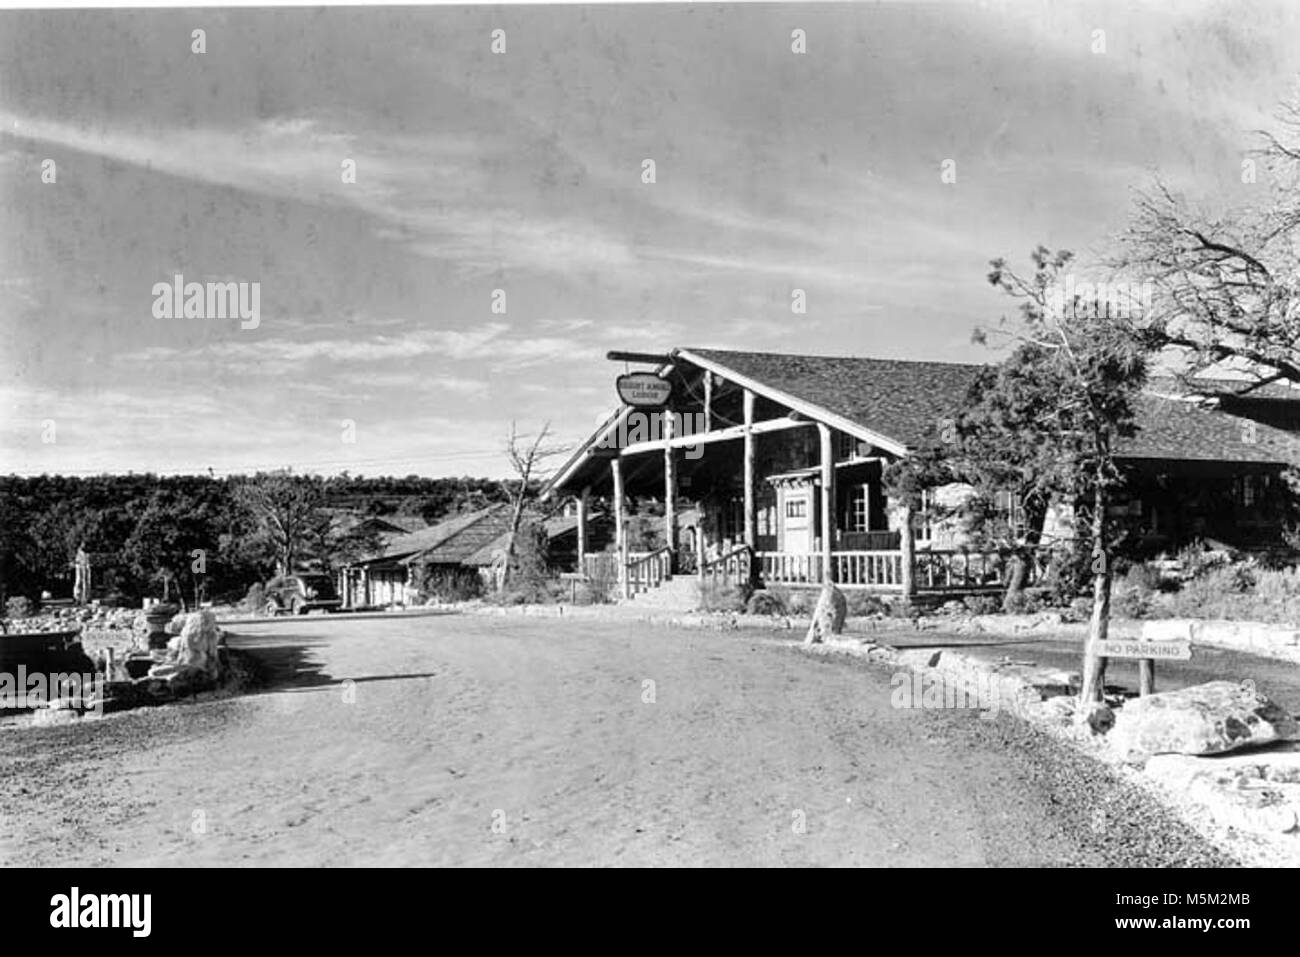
[4,604,148,638]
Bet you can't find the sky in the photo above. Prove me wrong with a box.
[3,1,1300,478]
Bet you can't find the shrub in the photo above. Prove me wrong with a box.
[1041,543,1092,606]
[1120,561,1162,594]
[417,566,484,604]
[963,594,1000,616]
[243,582,265,614]
[845,591,888,617]
[1175,540,1231,580]
[1165,563,1300,624]
[782,587,814,615]
[4,595,35,619]
[1112,585,1153,620]
[746,590,787,616]
[696,580,752,613]
[1002,588,1048,615]
[492,576,565,606]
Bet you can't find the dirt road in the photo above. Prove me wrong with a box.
[0,614,1231,867]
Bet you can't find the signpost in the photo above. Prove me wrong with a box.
[1094,638,1192,697]
[1096,639,1192,661]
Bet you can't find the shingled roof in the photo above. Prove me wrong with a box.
[1121,394,1300,463]
[679,347,1300,466]
[681,347,985,449]
[366,505,511,564]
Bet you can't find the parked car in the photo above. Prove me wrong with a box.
[263,573,343,616]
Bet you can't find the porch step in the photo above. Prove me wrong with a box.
[621,576,701,611]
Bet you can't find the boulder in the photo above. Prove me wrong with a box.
[149,609,222,679]
[1075,701,1115,735]
[1110,680,1299,761]
[31,707,81,727]
[803,583,847,645]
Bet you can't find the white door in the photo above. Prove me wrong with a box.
[782,489,813,554]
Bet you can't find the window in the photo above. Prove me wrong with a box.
[838,432,855,461]
[993,489,1026,535]
[786,498,808,519]
[1238,475,1258,507]
[916,489,933,543]
[849,484,869,532]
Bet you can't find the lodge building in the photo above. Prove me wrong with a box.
[543,347,1300,600]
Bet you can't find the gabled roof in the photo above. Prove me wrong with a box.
[357,505,511,565]
[461,511,607,567]
[382,515,431,534]
[548,347,1300,496]
[1121,393,1300,463]
[680,347,982,451]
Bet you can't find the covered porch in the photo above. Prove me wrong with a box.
[547,350,1030,599]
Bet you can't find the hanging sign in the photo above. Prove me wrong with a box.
[616,372,672,408]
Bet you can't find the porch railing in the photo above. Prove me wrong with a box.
[625,547,673,596]
[834,550,905,589]
[757,551,822,585]
[753,546,1048,592]
[701,545,752,588]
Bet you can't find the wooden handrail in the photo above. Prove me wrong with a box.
[701,544,752,572]
[624,546,673,596]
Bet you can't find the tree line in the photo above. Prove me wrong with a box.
[0,472,511,609]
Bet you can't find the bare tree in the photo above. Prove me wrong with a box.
[498,422,569,590]
[1114,93,1300,390]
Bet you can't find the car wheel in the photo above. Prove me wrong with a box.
[264,599,280,618]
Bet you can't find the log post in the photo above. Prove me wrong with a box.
[703,371,713,432]
[900,503,917,602]
[664,410,677,574]
[743,389,757,585]
[612,457,628,599]
[818,423,835,584]
[1138,659,1155,696]
[696,505,707,583]
[576,486,590,574]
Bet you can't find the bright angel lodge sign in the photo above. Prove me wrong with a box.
[616,372,672,408]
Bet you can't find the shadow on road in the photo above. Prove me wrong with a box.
[225,631,440,694]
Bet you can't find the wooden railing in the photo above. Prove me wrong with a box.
[701,545,752,588]
[752,547,1046,592]
[625,547,673,596]
[757,551,823,584]
[912,548,1049,591]
[581,552,621,582]
[834,550,905,589]
[590,543,1051,596]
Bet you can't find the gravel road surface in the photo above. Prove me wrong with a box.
[0,613,1234,867]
